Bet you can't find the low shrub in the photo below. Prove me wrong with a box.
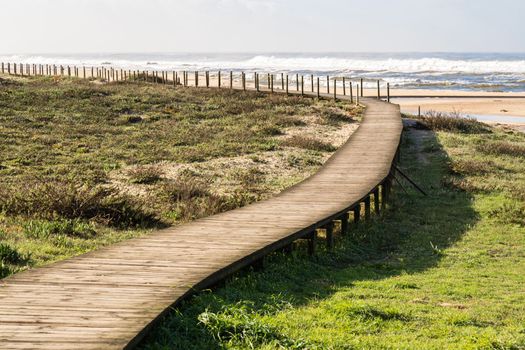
[127,165,163,184]
[415,111,491,134]
[282,135,336,152]
[476,141,525,158]
[0,178,158,228]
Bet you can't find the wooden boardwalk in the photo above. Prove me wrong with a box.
[0,86,402,348]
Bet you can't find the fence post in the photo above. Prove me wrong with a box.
[311,74,314,92]
[333,79,337,100]
[356,84,360,105]
[271,74,274,93]
[195,71,198,87]
[218,71,221,88]
[341,212,349,236]
[327,75,330,94]
[350,83,354,104]
[374,188,380,214]
[295,73,299,91]
[317,77,320,98]
[360,78,363,96]
[230,71,233,89]
[377,80,380,100]
[308,230,317,255]
[353,205,361,224]
[281,73,284,90]
[343,77,346,96]
[301,76,304,96]
[387,83,390,103]
[286,75,289,95]
[242,72,246,90]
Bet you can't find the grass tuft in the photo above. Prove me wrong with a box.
[476,141,525,158]
[414,111,491,134]
[282,135,336,152]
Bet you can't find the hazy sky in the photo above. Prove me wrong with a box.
[1,0,524,53]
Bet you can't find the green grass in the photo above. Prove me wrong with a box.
[0,74,361,277]
[139,117,525,349]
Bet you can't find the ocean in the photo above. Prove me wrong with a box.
[2,52,525,92]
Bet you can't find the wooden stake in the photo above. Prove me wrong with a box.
[230,71,233,89]
[327,75,330,94]
[281,73,284,90]
[301,76,304,96]
[311,74,314,92]
[360,78,363,96]
[295,73,299,91]
[333,79,337,100]
[377,80,380,100]
[317,77,320,98]
[286,75,289,95]
[218,71,221,88]
[387,83,390,103]
[350,83,354,104]
[341,212,349,236]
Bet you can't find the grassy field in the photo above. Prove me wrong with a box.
[139,114,525,349]
[0,74,362,278]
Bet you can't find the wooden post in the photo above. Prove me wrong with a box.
[377,80,380,100]
[267,73,270,90]
[218,71,221,88]
[317,77,320,98]
[356,84,360,105]
[365,196,371,221]
[281,73,284,90]
[381,182,388,210]
[271,74,274,93]
[387,82,390,103]
[350,83,354,104]
[242,72,246,90]
[286,75,289,95]
[311,74,314,92]
[327,75,330,94]
[325,222,334,250]
[2,62,5,73]
[230,71,233,89]
[301,76,304,96]
[195,71,198,87]
[333,79,337,100]
[353,205,361,224]
[295,73,299,91]
[341,212,349,236]
[256,72,259,92]
[83,67,86,79]
[343,77,346,96]
[418,106,421,117]
[206,71,209,87]
[374,188,380,214]
[360,78,363,96]
[172,71,176,87]
[308,230,317,255]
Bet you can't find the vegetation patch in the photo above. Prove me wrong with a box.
[0,74,360,276]
[476,140,525,158]
[281,135,336,152]
[413,110,491,134]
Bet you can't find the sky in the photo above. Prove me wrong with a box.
[1,0,524,53]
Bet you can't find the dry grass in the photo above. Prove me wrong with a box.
[476,141,525,158]
[0,178,158,228]
[127,165,164,184]
[281,135,336,152]
[414,111,491,134]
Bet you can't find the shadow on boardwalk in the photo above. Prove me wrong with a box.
[139,127,479,349]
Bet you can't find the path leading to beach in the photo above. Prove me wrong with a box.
[0,80,401,349]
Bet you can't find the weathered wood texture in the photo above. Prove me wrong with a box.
[0,78,401,349]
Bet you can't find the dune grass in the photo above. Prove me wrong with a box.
[139,115,525,349]
[0,74,361,278]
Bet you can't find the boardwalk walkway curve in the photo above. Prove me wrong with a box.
[0,69,402,349]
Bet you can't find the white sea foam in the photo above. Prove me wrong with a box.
[2,53,525,91]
